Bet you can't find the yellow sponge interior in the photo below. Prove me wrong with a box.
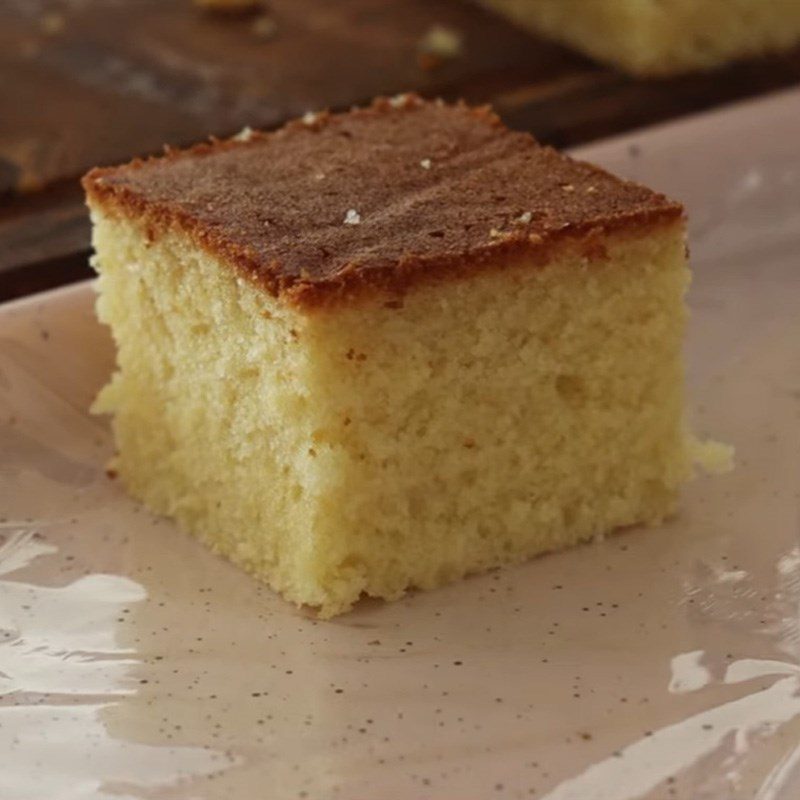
[92,209,693,616]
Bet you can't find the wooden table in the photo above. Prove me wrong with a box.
[2,0,799,301]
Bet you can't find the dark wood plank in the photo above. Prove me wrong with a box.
[0,250,93,304]
[0,0,564,192]
[492,49,800,148]
[0,182,89,277]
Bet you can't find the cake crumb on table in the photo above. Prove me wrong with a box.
[417,24,463,70]
[251,14,277,39]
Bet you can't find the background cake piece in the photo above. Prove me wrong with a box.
[84,95,707,617]
[479,0,800,76]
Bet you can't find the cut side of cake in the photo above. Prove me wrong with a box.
[84,95,713,617]
[479,0,800,76]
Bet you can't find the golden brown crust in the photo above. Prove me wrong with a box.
[83,94,684,310]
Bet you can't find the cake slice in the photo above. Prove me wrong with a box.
[479,0,800,76]
[84,95,711,617]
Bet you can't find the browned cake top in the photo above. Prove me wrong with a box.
[83,95,683,309]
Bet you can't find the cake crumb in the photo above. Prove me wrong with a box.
[691,438,735,474]
[303,111,320,127]
[517,211,533,224]
[419,24,463,60]
[41,12,65,35]
[344,209,361,225]
[389,93,414,109]
[233,126,255,142]
[561,184,575,193]
[420,158,432,170]
[252,14,277,39]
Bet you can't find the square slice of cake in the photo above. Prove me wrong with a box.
[84,95,711,617]
[480,0,800,76]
